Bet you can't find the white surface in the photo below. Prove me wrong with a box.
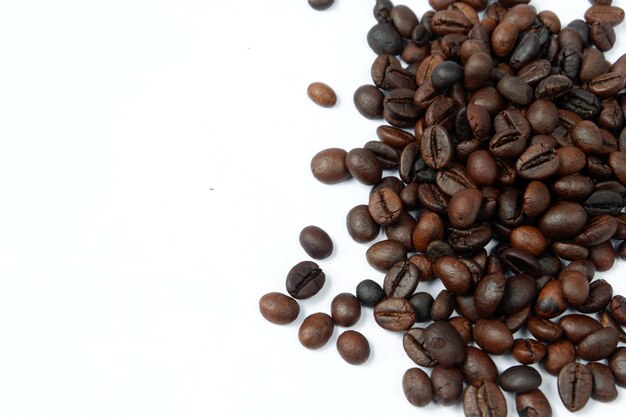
[0,0,625,416]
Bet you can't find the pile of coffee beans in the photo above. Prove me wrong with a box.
[261,0,626,415]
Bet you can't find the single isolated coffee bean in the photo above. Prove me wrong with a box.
[336,330,370,365]
[299,225,333,259]
[308,0,334,11]
[310,148,351,184]
[402,367,433,407]
[285,261,325,300]
[259,292,300,325]
[307,82,337,107]
[331,293,361,327]
[298,312,334,349]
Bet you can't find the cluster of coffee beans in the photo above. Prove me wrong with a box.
[262,0,626,415]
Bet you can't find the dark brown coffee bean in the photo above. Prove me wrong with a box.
[551,175,594,201]
[307,82,337,107]
[466,150,497,186]
[589,240,617,271]
[527,317,563,344]
[423,321,467,367]
[432,9,472,36]
[469,86,506,115]
[562,88,602,120]
[299,225,333,260]
[578,327,619,361]
[609,347,626,387]
[417,183,448,214]
[559,270,590,306]
[526,100,559,135]
[513,339,546,365]
[431,61,463,90]
[385,211,417,250]
[509,31,541,70]
[376,125,416,149]
[474,319,513,355]
[609,151,626,185]
[424,96,458,130]
[308,0,334,10]
[577,279,614,314]
[421,125,454,169]
[558,362,593,412]
[473,272,505,318]
[581,47,612,82]
[368,187,403,226]
[285,261,325,300]
[353,85,384,119]
[492,21,518,57]
[347,204,380,243]
[543,339,576,376]
[345,148,383,185]
[298,312,334,349]
[498,365,542,393]
[609,295,626,325]
[516,143,560,180]
[598,311,626,343]
[364,141,400,170]
[403,327,437,367]
[336,330,370,365]
[510,226,547,257]
[516,389,552,417]
[417,54,445,87]
[384,88,420,127]
[366,239,408,272]
[463,381,507,417]
[331,293,361,327]
[499,274,537,315]
[552,240,589,262]
[390,4,419,38]
[555,146,586,176]
[434,256,473,294]
[523,181,551,218]
[463,52,493,91]
[535,75,573,100]
[448,188,482,229]
[384,260,419,299]
[412,211,445,252]
[449,223,492,253]
[489,130,528,159]
[535,279,568,319]
[588,362,618,402]
[310,148,350,184]
[559,314,602,344]
[497,76,533,106]
[259,292,300,325]
[500,247,540,278]
[518,59,552,86]
[539,201,588,239]
[589,72,625,98]
[435,164,477,196]
[374,297,417,331]
[432,290,455,321]
[432,366,464,406]
[403,368,433,407]
[449,316,473,345]
[585,5,625,26]
[591,21,616,51]
[461,346,499,387]
[584,189,624,216]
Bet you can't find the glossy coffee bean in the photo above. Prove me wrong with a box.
[259,292,300,325]
[474,319,513,355]
[308,0,334,10]
[466,150,497,186]
[336,330,370,365]
[412,211,445,252]
[423,321,467,367]
[527,317,563,344]
[403,327,437,367]
[516,143,560,180]
[463,381,507,417]
[559,314,602,344]
[346,148,383,185]
[434,256,473,294]
[403,368,433,407]
[432,289,455,321]
[461,346,499,388]
[559,270,590,306]
[384,260,419,299]
[539,201,588,239]
[543,339,576,376]
[609,348,626,387]
[307,82,337,107]
[577,278,614,313]
[356,279,384,308]
[374,297,416,331]
[347,205,380,243]
[535,279,568,319]
[577,327,619,361]
[523,181,551,218]
[474,272,505,318]
[366,239,408,272]
[368,187,403,226]
[558,362,593,412]
[285,261,325,300]
[331,293,361,327]
[310,148,351,184]
[512,339,546,365]
[298,313,334,349]
[432,366,464,406]
[515,390,552,417]
[299,225,333,260]
[498,365,542,393]
[447,188,482,229]
[588,362,618,402]
[353,85,384,119]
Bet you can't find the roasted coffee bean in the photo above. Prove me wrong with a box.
[423,321,467,367]
[431,60,463,90]
[390,4,418,38]
[539,201,588,239]
[307,82,337,107]
[448,188,482,229]
[559,314,602,344]
[474,319,513,355]
[469,86,506,116]
[577,279,613,314]
[409,292,434,323]
[310,148,350,184]
[424,96,458,130]
[544,339,577,377]
[374,297,417,331]
[421,125,454,169]
[384,260,419,299]
[331,293,361,327]
[591,21,616,51]
[498,365,542,393]
[575,214,618,248]
[434,256,473,294]
[373,0,394,22]
[414,81,439,111]
[551,175,594,201]
[535,279,568,319]
[585,4,625,26]
[578,327,619,361]
[368,187,403,226]
[522,181,551,218]
[403,368,433,407]
[354,85,384,119]
[432,289,455,321]
[589,72,625,98]
[455,293,481,323]
[500,247,540,278]
[473,272,505,318]
[376,125,415,149]
[384,88,420,127]
[298,312,334,349]
[466,150,497,186]
[308,0,334,10]
[558,362,593,412]
[609,295,626,325]
[558,28,584,52]
[449,223,492,253]
[417,54,445,87]
[368,22,404,55]
[432,366,464,405]
[404,327,437,367]
[449,316,472,345]
[366,239,408,272]
[345,148,383,185]
[285,261,325,300]
[516,143,560,180]
[558,47,583,80]
[587,362,618,402]
[412,211,445,252]
[431,9,472,36]
[463,381,507,417]
[492,21,518,57]
[461,346,499,387]
[356,279,385,308]
[510,32,541,70]
[584,189,624,216]
[399,181,420,211]
[436,164,477,196]
[510,226,547,257]
[417,183,448,213]
[346,205,380,243]
[512,339,546,365]
[609,151,626,185]
[385,211,416,249]
[518,59,551,86]
[299,225,333,260]
[499,274,537,315]
[363,140,400,170]
[599,311,626,343]
[587,155,613,179]
[489,129,528,159]
[609,348,626,387]
[555,146,586,176]
[516,389,552,417]
[336,330,370,365]
[535,75,573,99]
[526,317,563,344]
[463,52,493,91]
[259,292,300,325]
[497,76,533,106]
[581,47,612,82]
[559,270,589,306]
[561,88,602,119]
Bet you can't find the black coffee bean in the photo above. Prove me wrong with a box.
[356,279,385,308]
[500,247,540,278]
[368,22,404,55]
[431,60,463,90]
[584,189,624,216]
[561,88,601,119]
[409,292,434,323]
[498,365,542,393]
[558,362,593,412]
[510,32,541,69]
[285,261,325,300]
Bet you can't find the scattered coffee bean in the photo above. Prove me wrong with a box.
[336,330,370,365]
[403,368,433,407]
[299,225,333,259]
[298,312,334,349]
[307,82,337,107]
[259,292,300,325]
[285,261,325,300]
[331,292,361,327]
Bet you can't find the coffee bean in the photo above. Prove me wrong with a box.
[518,59,551,86]
[510,226,547,257]
[431,289,455,321]
[609,295,626,325]
[510,32,541,70]
[474,319,514,355]
[435,164,477,196]
[527,317,563,344]
[499,274,537,315]
[432,9,472,36]
[383,260,419,299]
[497,76,533,106]
[366,239,408,272]
[432,365,464,405]
[609,347,626,387]
[412,211,445,252]
[259,292,300,325]
[299,225,333,260]
[403,367,433,407]
[461,346,499,387]
[431,60,463,90]
[589,72,625,98]
[516,143,560,180]
[523,181,551,218]
[466,150,497,186]
[587,362,618,402]
[577,278,613,314]
[584,189,624,216]
[609,150,626,185]
[558,362,593,412]
[434,256,473,294]
[515,389,552,417]
[535,279,568,319]
[578,327,619,361]
[585,5,625,26]
[376,125,415,149]
[308,0,334,11]
[298,312,334,349]
[449,223,492,253]
[535,75,573,99]
[463,52,493,91]
[409,292,434,323]
[336,330,370,365]
[285,261,325,300]
[310,148,351,184]
[403,327,437,367]
[539,201,588,239]
[591,21,616,51]
[561,88,601,119]
[390,4,419,38]
[500,247,540,278]
[353,85,384,119]
[423,321,467,367]
[368,187,403,226]
[368,22,404,55]
[345,148,383,185]
[307,82,337,107]
[346,204,380,243]
[498,365,542,393]
[463,381,507,417]
[356,279,384,308]
[421,125,454,169]
[384,89,420,127]
[331,293,361,327]
[374,297,416,331]
[512,339,546,365]
[543,339,576,376]
[598,311,626,343]
[448,188,482,229]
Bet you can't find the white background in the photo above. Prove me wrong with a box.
[0,0,625,416]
